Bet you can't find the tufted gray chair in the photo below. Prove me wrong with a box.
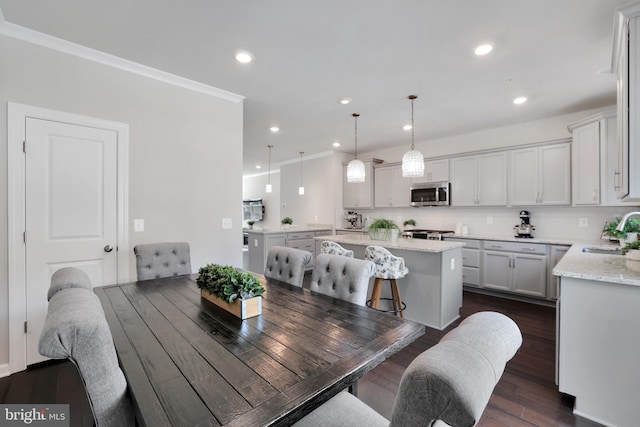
[320,241,355,257]
[264,246,312,287]
[39,268,135,427]
[133,242,192,281]
[294,311,523,427]
[310,254,375,306]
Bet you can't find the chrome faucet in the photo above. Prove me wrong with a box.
[615,211,640,232]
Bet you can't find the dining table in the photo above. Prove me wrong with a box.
[95,273,425,427]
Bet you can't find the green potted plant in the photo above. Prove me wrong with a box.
[622,240,640,272]
[247,220,255,229]
[368,218,400,241]
[403,219,417,230]
[604,217,640,244]
[281,217,293,229]
[196,264,265,319]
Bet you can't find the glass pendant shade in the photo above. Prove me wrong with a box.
[266,145,273,193]
[265,183,272,193]
[402,94,424,178]
[347,159,366,183]
[298,151,305,196]
[298,186,305,195]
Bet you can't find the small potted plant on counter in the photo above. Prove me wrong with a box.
[622,240,640,272]
[403,219,417,230]
[197,264,265,319]
[368,218,400,241]
[604,217,640,245]
[281,217,293,229]
[247,220,255,230]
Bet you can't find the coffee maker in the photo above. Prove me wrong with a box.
[345,211,363,229]
[514,210,535,238]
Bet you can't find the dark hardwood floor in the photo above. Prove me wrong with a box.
[0,287,601,426]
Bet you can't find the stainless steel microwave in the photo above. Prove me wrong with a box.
[410,182,450,207]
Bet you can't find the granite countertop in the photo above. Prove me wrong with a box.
[553,242,640,287]
[444,233,590,246]
[314,233,464,254]
[335,227,368,232]
[246,226,332,234]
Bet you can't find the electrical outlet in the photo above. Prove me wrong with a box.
[222,218,232,229]
[450,258,455,270]
[579,218,588,227]
[486,216,493,225]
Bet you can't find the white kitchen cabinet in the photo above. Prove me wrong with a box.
[343,160,379,209]
[509,143,571,206]
[424,159,449,182]
[547,245,569,300]
[445,238,481,287]
[613,4,640,201]
[450,153,507,206]
[374,164,411,207]
[569,120,601,205]
[483,241,547,298]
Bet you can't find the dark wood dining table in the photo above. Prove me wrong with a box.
[95,273,425,427]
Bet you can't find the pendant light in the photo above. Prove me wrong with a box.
[347,113,366,183]
[298,151,305,195]
[265,145,273,193]
[402,95,424,178]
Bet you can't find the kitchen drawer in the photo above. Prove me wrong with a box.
[288,231,315,240]
[483,240,547,255]
[446,237,481,249]
[462,267,480,286]
[462,248,480,268]
[287,238,315,252]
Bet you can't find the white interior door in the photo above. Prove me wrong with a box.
[25,117,118,365]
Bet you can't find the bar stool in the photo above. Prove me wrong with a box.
[364,245,408,318]
[320,241,354,257]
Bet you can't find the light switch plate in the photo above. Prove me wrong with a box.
[222,218,232,229]
[133,219,144,232]
[579,218,588,227]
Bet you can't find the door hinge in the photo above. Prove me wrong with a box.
[24,321,27,334]
[23,231,26,244]
[23,140,26,153]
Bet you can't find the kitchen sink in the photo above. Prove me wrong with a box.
[581,247,623,255]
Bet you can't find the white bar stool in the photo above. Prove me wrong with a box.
[364,245,408,318]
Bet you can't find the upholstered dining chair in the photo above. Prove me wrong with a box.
[310,254,375,305]
[293,311,523,427]
[133,242,192,281]
[364,245,409,317]
[264,246,312,287]
[320,241,355,257]
[39,267,135,427]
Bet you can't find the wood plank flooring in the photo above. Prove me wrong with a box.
[0,289,601,426]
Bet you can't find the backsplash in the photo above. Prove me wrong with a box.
[356,205,640,242]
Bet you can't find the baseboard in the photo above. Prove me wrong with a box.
[0,363,11,378]
[463,286,556,308]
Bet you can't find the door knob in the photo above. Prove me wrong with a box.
[104,244,114,253]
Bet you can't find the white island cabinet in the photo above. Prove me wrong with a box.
[315,234,463,330]
[554,244,640,426]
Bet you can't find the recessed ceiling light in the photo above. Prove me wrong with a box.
[403,125,412,131]
[474,44,493,56]
[235,51,253,63]
[339,98,352,105]
[332,141,341,147]
[256,165,262,169]
[269,126,280,132]
[513,97,527,105]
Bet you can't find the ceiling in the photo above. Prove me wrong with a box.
[0,1,630,175]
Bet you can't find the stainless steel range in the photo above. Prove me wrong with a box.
[402,229,455,240]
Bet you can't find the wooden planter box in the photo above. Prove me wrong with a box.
[201,290,262,319]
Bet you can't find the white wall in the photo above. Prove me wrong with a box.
[0,35,244,368]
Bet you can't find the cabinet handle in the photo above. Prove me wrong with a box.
[521,247,537,251]
[508,258,512,268]
[512,258,516,268]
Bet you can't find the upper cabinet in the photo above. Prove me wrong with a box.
[424,159,449,182]
[509,143,571,206]
[569,118,603,205]
[343,159,380,209]
[374,164,412,207]
[613,2,640,201]
[450,152,508,206]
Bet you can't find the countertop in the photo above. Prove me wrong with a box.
[443,233,602,246]
[553,242,640,287]
[314,233,464,254]
[246,226,332,235]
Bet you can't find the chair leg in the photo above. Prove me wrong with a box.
[370,278,383,309]
[390,279,404,318]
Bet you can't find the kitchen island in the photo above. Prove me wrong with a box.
[315,234,464,330]
[553,243,640,427]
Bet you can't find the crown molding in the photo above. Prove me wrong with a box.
[0,13,244,103]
